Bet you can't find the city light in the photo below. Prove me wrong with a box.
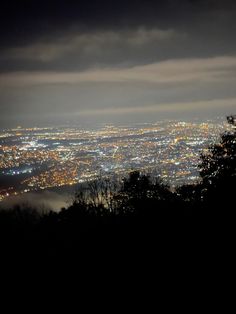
[0,119,228,201]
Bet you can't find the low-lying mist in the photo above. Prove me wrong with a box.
[0,190,72,213]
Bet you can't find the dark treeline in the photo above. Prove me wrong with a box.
[0,116,235,278]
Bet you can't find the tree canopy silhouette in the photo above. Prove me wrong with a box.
[199,115,236,208]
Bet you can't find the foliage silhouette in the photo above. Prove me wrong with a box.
[199,115,236,211]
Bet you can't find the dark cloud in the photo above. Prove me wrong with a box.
[1,0,236,48]
[0,28,188,72]
[0,0,236,126]
[0,0,236,72]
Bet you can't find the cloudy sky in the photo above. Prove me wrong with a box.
[1,0,236,127]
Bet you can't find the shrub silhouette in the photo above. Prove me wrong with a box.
[112,170,175,215]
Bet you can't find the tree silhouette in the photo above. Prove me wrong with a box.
[70,175,120,216]
[199,115,236,209]
[176,183,201,203]
[113,171,174,215]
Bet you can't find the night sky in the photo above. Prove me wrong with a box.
[1,0,236,127]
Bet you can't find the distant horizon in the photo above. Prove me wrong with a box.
[0,114,228,131]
